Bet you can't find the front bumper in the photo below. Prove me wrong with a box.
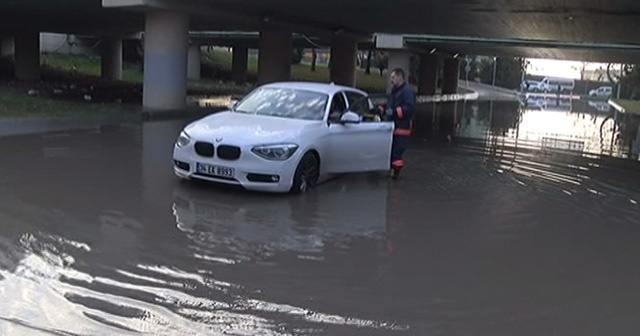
[172,144,300,193]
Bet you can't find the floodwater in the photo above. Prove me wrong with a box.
[1,98,640,335]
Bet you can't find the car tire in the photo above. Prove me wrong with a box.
[290,152,319,194]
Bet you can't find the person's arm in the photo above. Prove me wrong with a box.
[393,88,416,120]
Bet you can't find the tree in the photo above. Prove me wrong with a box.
[292,47,303,65]
[473,56,525,89]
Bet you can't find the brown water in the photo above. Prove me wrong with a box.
[1,100,640,335]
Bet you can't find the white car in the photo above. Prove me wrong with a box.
[589,86,613,98]
[172,82,395,193]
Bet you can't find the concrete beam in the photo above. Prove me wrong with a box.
[103,0,368,41]
[1,36,15,57]
[14,32,40,81]
[257,29,292,85]
[418,53,439,95]
[386,50,412,93]
[142,10,189,110]
[442,58,460,95]
[187,43,201,80]
[232,45,248,84]
[330,37,357,87]
[101,36,123,81]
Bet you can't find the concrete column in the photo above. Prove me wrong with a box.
[418,53,439,95]
[1,36,15,57]
[232,44,248,83]
[14,32,40,81]
[442,58,460,94]
[101,37,123,81]
[386,50,412,93]
[329,37,357,87]
[143,10,190,110]
[257,29,292,85]
[187,43,201,80]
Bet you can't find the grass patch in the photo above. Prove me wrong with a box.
[42,52,143,83]
[610,99,640,115]
[2,49,393,119]
[202,49,388,92]
[42,49,390,93]
[0,89,132,118]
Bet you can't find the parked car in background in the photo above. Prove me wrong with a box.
[520,80,540,92]
[535,77,575,94]
[589,86,613,98]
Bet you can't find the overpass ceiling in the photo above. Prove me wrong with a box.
[2,0,640,62]
[405,41,640,64]
[1,0,640,44]
[196,0,640,45]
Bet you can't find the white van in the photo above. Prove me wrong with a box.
[536,77,575,94]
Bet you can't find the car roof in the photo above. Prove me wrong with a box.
[259,81,369,96]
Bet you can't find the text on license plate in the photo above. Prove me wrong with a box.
[196,163,235,178]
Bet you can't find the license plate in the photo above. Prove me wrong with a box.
[196,163,235,178]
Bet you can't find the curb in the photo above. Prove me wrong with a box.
[0,107,224,138]
[0,114,139,138]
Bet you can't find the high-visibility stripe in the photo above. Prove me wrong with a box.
[392,159,404,168]
[396,106,404,119]
[393,128,411,136]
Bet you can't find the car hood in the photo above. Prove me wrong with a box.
[185,111,319,143]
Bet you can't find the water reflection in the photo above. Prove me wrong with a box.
[172,176,388,264]
[424,97,640,161]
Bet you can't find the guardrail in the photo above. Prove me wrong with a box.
[607,99,626,113]
[188,90,480,110]
[371,91,479,105]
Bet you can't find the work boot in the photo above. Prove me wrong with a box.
[389,167,401,179]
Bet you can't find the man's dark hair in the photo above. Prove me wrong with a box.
[391,68,405,79]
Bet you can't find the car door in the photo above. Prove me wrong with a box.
[324,90,394,174]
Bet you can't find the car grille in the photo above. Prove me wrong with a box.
[194,142,214,157]
[217,145,241,160]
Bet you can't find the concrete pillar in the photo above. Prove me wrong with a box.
[1,36,15,57]
[386,50,412,93]
[257,29,292,85]
[187,43,201,80]
[442,58,460,94]
[14,32,40,81]
[418,53,439,95]
[101,37,122,81]
[232,44,248,83]
[143,10,190,110]
[329,37,357,87]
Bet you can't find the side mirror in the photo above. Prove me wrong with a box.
[228,99,239,111]
[339,111,361,124]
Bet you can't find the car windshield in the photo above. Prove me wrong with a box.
[234,87,329,121]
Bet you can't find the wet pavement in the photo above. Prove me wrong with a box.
[1,100,640,335]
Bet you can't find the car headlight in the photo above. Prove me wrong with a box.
[176,131,191,148]
[251,143,299,161]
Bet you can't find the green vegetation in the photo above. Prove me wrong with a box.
[41,49,388,92]
[201,48,387,92]
[1,49,393,119]
[0,89,132,118]
[42,53,142,82]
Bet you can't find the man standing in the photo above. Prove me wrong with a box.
[380,68,416,179]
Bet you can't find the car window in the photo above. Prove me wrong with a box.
[344,91,371,116]
[234,87,328,121]
[328,92,347,121]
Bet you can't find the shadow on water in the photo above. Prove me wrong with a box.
[0,100,640,335]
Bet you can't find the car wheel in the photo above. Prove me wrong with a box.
[290,152,319,194]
